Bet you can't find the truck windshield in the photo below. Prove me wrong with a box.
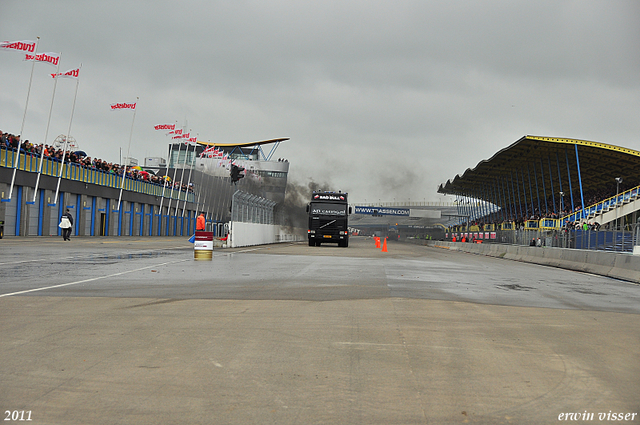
[310,203,347,217]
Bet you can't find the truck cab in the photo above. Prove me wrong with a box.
[306,191,351,247]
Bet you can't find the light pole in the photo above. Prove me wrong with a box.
[615,177,623,231]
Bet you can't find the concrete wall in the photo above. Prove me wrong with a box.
[422,240,640,284]
[228,222,304,248]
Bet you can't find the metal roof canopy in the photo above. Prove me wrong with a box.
[438,136,640,216]
[197,138,289,161]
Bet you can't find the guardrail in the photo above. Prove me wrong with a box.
[446,224,639,253]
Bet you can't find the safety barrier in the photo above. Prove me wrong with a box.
[426,240,640,284]
[227,190,304,247]
[227,222,304,248]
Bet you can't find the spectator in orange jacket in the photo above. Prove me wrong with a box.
[196,212,206,231]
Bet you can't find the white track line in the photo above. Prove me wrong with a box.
[0,257,192,298]
[0,256,79,266]
[0,245,274,298]
[0,246,191,266]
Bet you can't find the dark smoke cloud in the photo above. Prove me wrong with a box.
[279,178,337,231]
[374,164,424,202]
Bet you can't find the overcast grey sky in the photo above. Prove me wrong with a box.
[2,0,639,203]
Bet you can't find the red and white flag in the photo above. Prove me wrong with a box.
[154,123,176,131]
[0,40,36,53]
[201,146,226,158]
[110,102,137,110]
[181,132,190,139]
[167,129,182,135]
[24,52,60,66]
[172,135,183,140]
[189,137,197,143]
[200,146,214,157]
[201,146,214,157]
[51,67,80,79]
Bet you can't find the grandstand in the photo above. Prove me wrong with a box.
[437,136,640,252]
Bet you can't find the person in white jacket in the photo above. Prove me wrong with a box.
[59,209,74,241]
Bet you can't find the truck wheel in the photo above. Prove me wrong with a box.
[308,239,314,247]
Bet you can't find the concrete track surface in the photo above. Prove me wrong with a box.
[0,236,638,424]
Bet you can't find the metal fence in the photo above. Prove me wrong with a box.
[493,223,640,253]
[231,190,278,224]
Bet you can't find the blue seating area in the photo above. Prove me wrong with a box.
[563,185,640,226]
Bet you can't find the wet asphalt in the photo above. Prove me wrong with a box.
[1,236,638,313]
[1,236,638,424]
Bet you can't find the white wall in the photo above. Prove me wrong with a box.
[228,222,304,248]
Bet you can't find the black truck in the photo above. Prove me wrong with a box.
[306,191,351,247]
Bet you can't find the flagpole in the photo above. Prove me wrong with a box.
[182,139,196,217]
[117,97,139,211]
[32,55,63,202]
[166,130,183,223]
[193,141,207,215]
[177,134,192,217]
[53,65,81,206]
[158,143,172,211]
[194,170,204,217]
[158,125,176,234]
[8,37,39,200]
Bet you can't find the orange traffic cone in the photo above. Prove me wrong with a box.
[381,237,388,252]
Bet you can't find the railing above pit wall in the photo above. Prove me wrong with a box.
[447,223,639,253]
[1,148,194,203]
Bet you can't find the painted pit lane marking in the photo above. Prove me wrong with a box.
[0,247,274,298]
[0,246,190,266]
[0,257,193,298]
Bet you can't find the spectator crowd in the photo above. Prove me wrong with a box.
[1,128,193,193]
[456,181,636,231]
